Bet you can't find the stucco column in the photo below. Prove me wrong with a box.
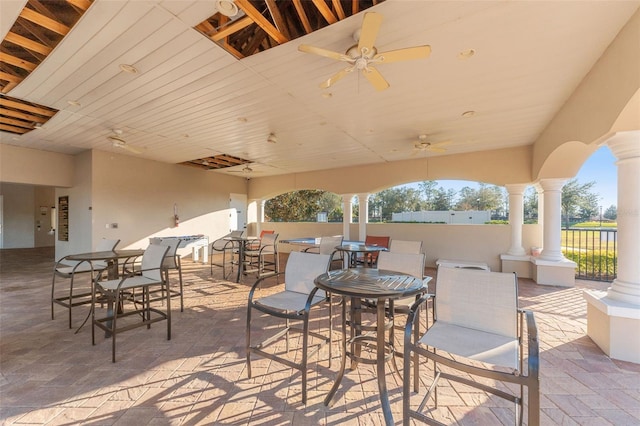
[584,131,640,364]
[535,183,544,239]
[256,199,265,236]
[341,194,353,240]
[357,193,369,241]
[506,184,528,255]
[607,131,640,305]
[538,179,567,261]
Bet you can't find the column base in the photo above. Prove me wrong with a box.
[531,257,576,287]
[584,290,640,364]
[500,254,532,279]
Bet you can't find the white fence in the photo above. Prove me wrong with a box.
[391,210,492,224]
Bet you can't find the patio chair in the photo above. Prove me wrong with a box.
[246,229,274,251]
[389,239,423,254]
[91,243,171,363]
[210,230,244,279]
[403,267,540,426]
[359,235,390,267]
[126,239,184,312]
[365,251,429,390]
[303,235,344,269]
[246,251,332,405]
[243,232,279,280]
[51,238,120,329]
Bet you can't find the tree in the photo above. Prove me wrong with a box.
[265,190,342,222]
[369,187,425,222]
[433,188,456,210]
[604,204,617,220]
[561,179,597,228]
[418,181,438,210]
[454,183,505,214]
[524,187,538,223]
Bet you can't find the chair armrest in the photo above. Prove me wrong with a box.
[404,293,434,345]
[247,272,285,303]
[302,247,319,253]
[520,309,539,378]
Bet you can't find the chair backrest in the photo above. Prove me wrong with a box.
[285,251,331,296]
[259,230,274,238]
[260,232,278,253]
[96,238,120,251]
[156,238,181,269]
[435,266,518,338]
[389,239,422,254]
[319,235,343,255]
[141,244,170,281]
[377,251,425,279]
[365,235,391,248]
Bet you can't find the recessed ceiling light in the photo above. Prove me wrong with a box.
[67,100,81,107]
[33,122,43,129]
[237,117,248,123]
[322,92,332,99]
[462,110,476,118]
[267,133,277,143]
[119,64,138,74]
[458,49,475,59]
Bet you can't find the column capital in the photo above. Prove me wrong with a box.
[538,178,567,192]
[605,130,640,161]
[505,183,529,195]
[341,194,354,203]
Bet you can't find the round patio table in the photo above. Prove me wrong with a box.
[314,268,424,425]
[335,243,387,268]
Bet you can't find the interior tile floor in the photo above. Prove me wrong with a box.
[1,247,639,425]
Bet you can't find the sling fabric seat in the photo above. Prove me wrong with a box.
[403,267,539,425]
[246,251,332,404]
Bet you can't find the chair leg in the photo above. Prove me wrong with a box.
[246,304,252,378]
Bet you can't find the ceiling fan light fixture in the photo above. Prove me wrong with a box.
[267,133,277,143]
[216,0,238,17]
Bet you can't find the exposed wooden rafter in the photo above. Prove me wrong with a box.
[0,94,58,135]
[0,0,93,93]
[194,0,384,59]
[180,154,252,171]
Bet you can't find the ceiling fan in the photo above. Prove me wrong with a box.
[228,164,259,174]
[108,129,144,154]
[411,134,451,156]
[298,12,431,91]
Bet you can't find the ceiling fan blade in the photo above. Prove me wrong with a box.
[357,12,383,54]
[362,66,389,91]
[431,140,452,148]
[298,44,351,62]
[375,45,432,64]
[119,143,143,154]
[428,147,447,153]
[319,67,352,89]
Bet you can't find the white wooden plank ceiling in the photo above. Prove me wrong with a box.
[1,0,638,178]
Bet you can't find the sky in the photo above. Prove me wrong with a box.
[403,145,618,208]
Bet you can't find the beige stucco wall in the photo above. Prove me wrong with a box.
[533,8,640,180]
[0,144,74,187]
[248,145,532,200]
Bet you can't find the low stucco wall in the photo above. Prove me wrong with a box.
[263,222,542,272]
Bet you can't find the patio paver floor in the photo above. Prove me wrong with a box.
[1,247,639,425]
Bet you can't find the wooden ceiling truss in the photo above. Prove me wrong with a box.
[195,0,383,59]
[180,154,252,171]
[0,94,58,135]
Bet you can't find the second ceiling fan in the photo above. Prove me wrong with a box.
[298,12,431,91]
